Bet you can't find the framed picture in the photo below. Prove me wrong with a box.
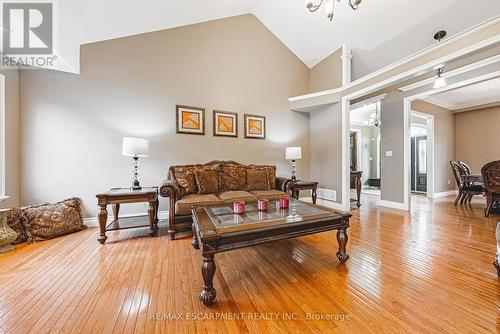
[244,114,266,140]
[176,105,205,135]
[213,110,238,137]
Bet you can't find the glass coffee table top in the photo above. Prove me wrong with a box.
[205,199,333,229]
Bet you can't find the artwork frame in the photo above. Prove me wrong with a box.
[176,105,205,135]
[244,114,266,140]
[213,110,238,137]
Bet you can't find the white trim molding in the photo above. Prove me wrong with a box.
[378,200,408,211]
[398,54,500,93]
[432,190,458,199]
[341,44,352,87]
[351,93,387,110]
[83,210,169,227]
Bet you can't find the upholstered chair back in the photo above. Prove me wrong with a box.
[481,160,500,193]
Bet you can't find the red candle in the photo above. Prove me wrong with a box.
[258,198,269,211]
[279,196,289,209]
[233,201,245,214]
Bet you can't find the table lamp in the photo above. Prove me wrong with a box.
[286,146,302,182]
[122,137,150,190]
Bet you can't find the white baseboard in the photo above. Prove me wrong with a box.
[432,190,458,199]
[378,200,408,211]
[83,210,169,227]
[298,196,344,211]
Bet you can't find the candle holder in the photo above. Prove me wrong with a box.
[233,201,246,214]
[279,196,290,209]
[257,198,269,212]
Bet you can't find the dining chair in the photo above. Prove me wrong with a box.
[450,161,483,206]
[481,160,500,217]
[458,161,472,176]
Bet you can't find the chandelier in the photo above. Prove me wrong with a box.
[305,0,361,21]
[363,103,381,128]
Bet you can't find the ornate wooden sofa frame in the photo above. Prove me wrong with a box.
[159,160,293,240]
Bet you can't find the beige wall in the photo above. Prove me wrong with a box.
[309,48,342,93]
[309,103,342,203]
[455,105,500,172]
[0,69,20,209]
[411,100,455,193]
[18,14,310,217]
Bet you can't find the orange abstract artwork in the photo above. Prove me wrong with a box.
[217,115,234,132]
[248,119,262,135]
[182,111,200,129]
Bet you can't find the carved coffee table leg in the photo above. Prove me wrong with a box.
[494,259,500,278]
[312,187,317,204]
[199,255,217,306]
[336,227,349,264]
[112,203,120,220]
[192,225,199,249]
[147,200,157,236]
[97,204,108,244]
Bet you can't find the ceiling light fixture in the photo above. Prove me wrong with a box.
[305,0,361,21]
[433,67,447,89]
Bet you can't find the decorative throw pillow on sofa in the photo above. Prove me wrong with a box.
[194,169,220,194]
[219,164,247,191]
[249,165,276,189]
[22,198,86,243]
[6,208,28,244]
[246,169,270,191]
[170,165,204,196]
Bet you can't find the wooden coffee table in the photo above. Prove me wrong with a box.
[191,199,351,306]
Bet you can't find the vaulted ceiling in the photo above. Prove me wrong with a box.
[56,0,500,78]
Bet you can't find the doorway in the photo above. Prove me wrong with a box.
[411,135,427,193]
[410,111,434,198]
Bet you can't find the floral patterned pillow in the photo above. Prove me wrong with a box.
[6,208,27,244]
[219,164,247,191]
[170,165,203,196]
[22,198,86,243]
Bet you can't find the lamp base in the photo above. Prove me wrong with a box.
[132,180,142,191]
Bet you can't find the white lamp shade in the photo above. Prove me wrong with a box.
[122,137,150,157]
[286,147,302,160]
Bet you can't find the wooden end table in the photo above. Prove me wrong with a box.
[291,180,318,204]
[96,187,159,244]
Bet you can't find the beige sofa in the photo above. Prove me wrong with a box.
[159,160,293,240]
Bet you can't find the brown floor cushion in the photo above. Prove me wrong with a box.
[22,198,86,243]
[249,190,288,201]
[6,208,28,244]
[217,191,258,204]
[175,194,222,216]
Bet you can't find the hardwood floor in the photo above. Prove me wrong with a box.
[0,195,498,333]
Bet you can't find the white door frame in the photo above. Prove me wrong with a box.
[410,111,434,199]
[402,70,500,208]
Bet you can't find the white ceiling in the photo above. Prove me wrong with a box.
[350,103,378,123]
[424,77,500,110]
[52,0,500,75]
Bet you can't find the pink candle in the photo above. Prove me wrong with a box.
[279,196,290,209]
[233,201,245,214]
[258,198,269,211]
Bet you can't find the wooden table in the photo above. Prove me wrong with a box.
[96,187,159,244]
[191,199,351,306]
[291,180,318,204]
[350,171,363,208]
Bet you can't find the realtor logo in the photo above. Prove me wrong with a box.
[2,2,53,54]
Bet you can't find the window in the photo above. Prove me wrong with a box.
[411,124,427,137]
[418,140,427,174]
